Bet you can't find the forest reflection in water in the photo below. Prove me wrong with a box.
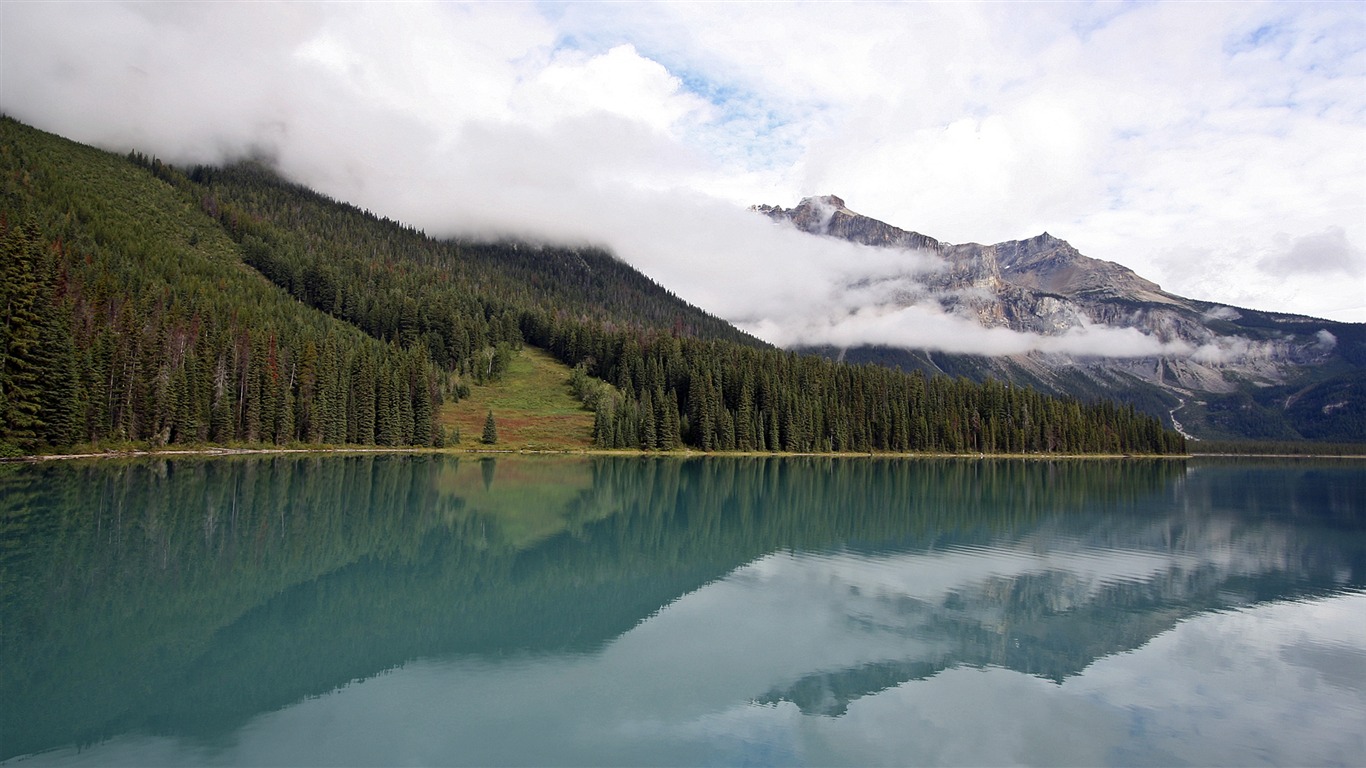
[2,455,1363,766]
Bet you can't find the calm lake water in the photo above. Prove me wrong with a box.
[2,455,1364,766]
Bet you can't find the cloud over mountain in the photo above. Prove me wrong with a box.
[2,0,1362,337]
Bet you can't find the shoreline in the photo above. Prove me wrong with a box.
[1186,452,1366,459]
[8,446,1362,464]
[7,445,1202,463]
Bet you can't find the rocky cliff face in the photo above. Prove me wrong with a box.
[755,195,943,252]
[757,197,1176,332]
[755,196,1366,441]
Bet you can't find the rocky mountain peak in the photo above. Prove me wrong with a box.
[1027,231,1069,251]
[797,194,849,211]
[754,197,1175,302]
[755,195,942,252]
[749,194,1363,442]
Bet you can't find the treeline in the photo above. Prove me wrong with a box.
[1,119,444,453]
[547,323,1182,454]
[1,117,1184,454]
[1191,440,1366,456]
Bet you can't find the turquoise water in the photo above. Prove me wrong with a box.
[3,455,1363,766]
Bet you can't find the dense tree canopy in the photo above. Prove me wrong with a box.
[1,119,442,452]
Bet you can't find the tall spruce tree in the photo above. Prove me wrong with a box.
[0,222,46,448]
[481,410,498,445]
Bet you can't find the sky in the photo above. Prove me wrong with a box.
[2,1,1364,354]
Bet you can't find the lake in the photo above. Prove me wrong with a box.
[2,455,1363,766]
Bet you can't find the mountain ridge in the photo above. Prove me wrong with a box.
[756,195,1365,441]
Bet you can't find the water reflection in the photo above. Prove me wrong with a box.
[2,456,1363,765]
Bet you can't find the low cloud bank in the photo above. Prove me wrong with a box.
[586,199,1257,363]
[742,305,1190,359]
[3,2,1354,357]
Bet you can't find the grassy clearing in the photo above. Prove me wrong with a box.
[439,346,595,451]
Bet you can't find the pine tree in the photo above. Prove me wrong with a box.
[210,354,234,443]
[275,366,296,443]
[36,290,83,447]
[481,410,498,445]
[351,351,376,444]
[413,365,433,446]
[640,388,657,450]
[399,372,415,445]
[660,389,680,450]
[593,399,612,448]
[376,367,401,446]
[0,222,46,447]
[245,344,264,443]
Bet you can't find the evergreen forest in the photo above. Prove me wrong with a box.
[0,117,1184,455]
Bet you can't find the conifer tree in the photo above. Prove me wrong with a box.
[351,351,376,444]
[660,389,680,450]
[376,368,401,446]
[36,289,82,447]
[593,399,612,448]
[640,388,657,450]
[399,375,415,444]
[0,222,46,447]
[481,410,498,445]
[413,366,433,446]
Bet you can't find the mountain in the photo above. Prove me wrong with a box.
[755,195,1366,442]
[0,117,1181,455]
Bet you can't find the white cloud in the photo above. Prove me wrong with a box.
[520,44,710,136]
[2,0,1363,351]
[1202,306,1242,321]
[744,300,1191,359]
[1261,227,1366,277]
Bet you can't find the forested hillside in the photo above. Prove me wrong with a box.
[0,118,443,451]
[183,161,762,364]
[0,117,1184,455]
